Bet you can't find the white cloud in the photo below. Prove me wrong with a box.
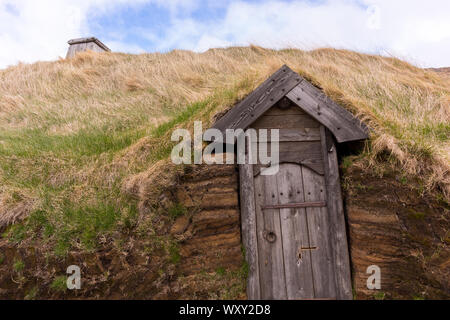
[0,0,86,67]
[0,0,129,68]
[151,0,450,67]
[0,0,449,69]
[0,0,183,68]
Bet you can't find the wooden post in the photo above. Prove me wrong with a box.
[320,126,353,299]
[239,163,261,299]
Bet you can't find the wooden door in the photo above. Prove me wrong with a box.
[253,162,336,299]
[239,105,352,300]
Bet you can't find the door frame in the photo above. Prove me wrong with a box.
[239,126,353,300]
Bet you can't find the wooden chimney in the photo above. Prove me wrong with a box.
[66,37,111,59]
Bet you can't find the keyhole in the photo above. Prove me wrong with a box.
[297,249,303,266]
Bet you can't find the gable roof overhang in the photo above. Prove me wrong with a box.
[212,65,368,143]
[68,37,111,52]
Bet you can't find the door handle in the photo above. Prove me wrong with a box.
[263,230,277,243]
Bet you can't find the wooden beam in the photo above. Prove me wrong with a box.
[261,201,326,210]
[239,163,261,299]
[250,114,319,129]
[68,37,111,51]
[213,65,302,134]
[320,126,353,300]
[253,158,324,176]
[286,83,368,143]
[253,128,321,142]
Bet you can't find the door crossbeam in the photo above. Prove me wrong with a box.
[261,201,326,210]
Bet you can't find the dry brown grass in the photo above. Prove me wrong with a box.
[0,47,449,229]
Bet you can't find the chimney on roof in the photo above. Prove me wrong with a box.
[66,37,111,59]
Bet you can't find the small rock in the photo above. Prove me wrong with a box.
[170,216,190,235]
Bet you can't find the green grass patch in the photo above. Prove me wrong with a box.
[168,203,187,220]
[399,176,408,185]
[119,203,139,232]
[50,276,67,292]
[373,292,385,300]
[341,156,353,172]
[415,123,450,142]
[216,267,226,276]
[169,242,181,264]
[152,100,210,138]
[240,245,249,281]
[13,259,25,272]
[4,224,27,243]
[0,126,146,159]
[5,200,127,256]
[24,286,39,300]
[408,209,426,220]
[52,202,121,255]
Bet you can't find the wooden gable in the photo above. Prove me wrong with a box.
[249,100,325,176]
[212,65,368,143]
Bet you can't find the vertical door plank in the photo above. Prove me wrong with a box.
[320,126,353,300]
[277,164,315,299]
[254,174,287,299]
[239,163,261,299]
[302,165,337,298]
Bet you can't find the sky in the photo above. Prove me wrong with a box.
[0,0,449,69]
